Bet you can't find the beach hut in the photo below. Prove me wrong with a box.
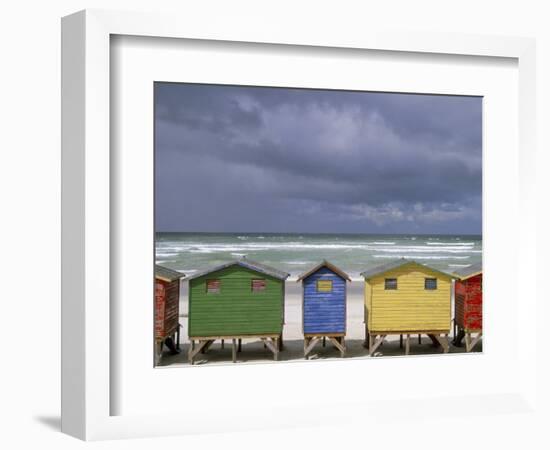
[155,265,184,364]
[186,258,290,364]
[451,262,482,352]
[296,261,351,359]
[361,258,454,356]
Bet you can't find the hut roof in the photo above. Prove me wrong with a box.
[185,257,290,281]
[155,265,185,282]
[452,261,482,280]
[296,260,351,282]
[360,258,454,280]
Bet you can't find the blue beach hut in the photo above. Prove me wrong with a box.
[296,261,351,358]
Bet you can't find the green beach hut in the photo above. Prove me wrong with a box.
[186,258,290,364]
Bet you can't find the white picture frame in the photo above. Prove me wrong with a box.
[61,9,537,441]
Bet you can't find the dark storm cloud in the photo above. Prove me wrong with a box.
[155,83,482,234]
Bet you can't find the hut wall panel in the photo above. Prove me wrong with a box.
[365,282,372,327]
[464,274,482,331]
[188,265,283,337]
[155,279,180,341]
[303,267,346,334]
[365,266,451,332]
[455,291,466,328]
[454,274,482,331]
[163,280,180,336]
[155,280,166,339]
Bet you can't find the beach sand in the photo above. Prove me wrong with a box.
[158,280,481,367]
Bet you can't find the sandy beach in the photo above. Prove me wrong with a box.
[158,279,480,367]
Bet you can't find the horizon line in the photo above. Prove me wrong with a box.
[155,230,482,237]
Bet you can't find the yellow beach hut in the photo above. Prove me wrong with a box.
[361,258,454,356]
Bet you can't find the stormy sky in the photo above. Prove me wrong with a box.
[155,83,482,235]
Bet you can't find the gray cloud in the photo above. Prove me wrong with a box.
[155,83,482,234]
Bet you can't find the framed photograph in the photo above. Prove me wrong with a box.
[153,82,483,367]
[61,9,537,441]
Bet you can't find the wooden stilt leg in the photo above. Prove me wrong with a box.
[304,337,320,358]
[418,334,421,344]
[399,334,403,348]
[469,332,482,351]
[188,339,211,364]
[329,336,346,358]
[369,335,385,356]
[442,334,449,353]
[465,333,472,352]
[405,334,410,355]
[188,343,193,365]
[304,338,308,359]
[428,334,440,347]
[232,339,237,363]
[322,336,326,347]
[156,341,163,365]
[176,326,181,350]
[221,339,224,349]
[433,334,449,353]
[368,334,374,354]
[262,338,279,360]
[238,338,242,353]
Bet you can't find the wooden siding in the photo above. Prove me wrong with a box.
[303,267,346,334]
[365,281,372,325]
[455,274,482,331]
[155,278,179,341]
[188,265,284,337]
[365,265,451,332]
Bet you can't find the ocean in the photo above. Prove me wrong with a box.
[155,232,482,279]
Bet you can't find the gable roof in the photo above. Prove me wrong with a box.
[452,261,482,280]
[360,258,454,280]
[155,265,185,282]
[296,260,351,282]
[185,257,290,281]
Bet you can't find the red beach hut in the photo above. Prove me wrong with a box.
[155,265,184,364]
[452,262,482,352]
